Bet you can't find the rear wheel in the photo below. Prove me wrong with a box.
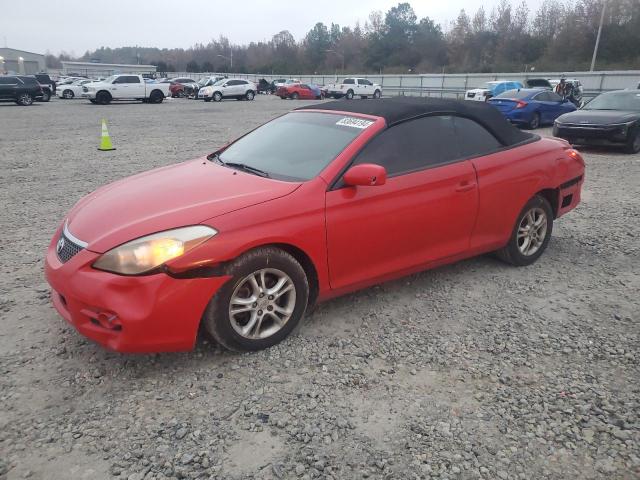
[203,247,309,352]
[62,89,74,99]
[528,112,541,129]
[291,92,299,100]
[624,128,640,154]
[149,90,164,103]
[40,90,51,102]
[16,93,33,106]
[496,195,553,266]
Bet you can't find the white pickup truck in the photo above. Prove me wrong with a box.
[325,78,382,99]
[81,74,170,104]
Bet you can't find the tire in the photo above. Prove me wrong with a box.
[528,112,540,129]
[245,90,255,101]
[373,89,381,99]
[345,90,354,100]
[40,90,51,102]
[624,128,640,154]
[203,247,309,352]
[204,98,212,102]
[16,93,34,106]
[280,96,287,100]
[149,90,164,103]
[96,91,111,105]
[360,96,367,99]
[291,92,299,100]
[89,99,97,104]
[213,92,223,102]
[177,90,185,98]
[62,89,74,99]
[496,195,554,266]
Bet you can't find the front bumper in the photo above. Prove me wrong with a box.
[553,123,631,146]
[81,90,97,99]
[44,228,230,353]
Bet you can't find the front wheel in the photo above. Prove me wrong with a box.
[62,89,74,99]
[203,247,309,352]
[96,91,111,105]
[213,92,223,102]
[373,90,381,99]
[496,195,553,266]
[40,90,51,102]
[345,90,354,100]
[245,90,255,101]
[291,92,299,100]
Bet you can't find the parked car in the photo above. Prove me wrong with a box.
[57,79,95,99]
[548,78,584,105]
[465,81,523,102]
[34,73,56,101]
[44,97,584,353]
[325,78,382,99]
[169,83,188,98]
[524,78,553,89]
[553,89,640,154]
[81,74,170,104]
[198,78,256,102]
[277,83,323,100]
[0,75,43,105]
[257,78,273,94]
[489,88,577,129]
[184,76,225,99]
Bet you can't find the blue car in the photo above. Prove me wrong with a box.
[489,88,577,129]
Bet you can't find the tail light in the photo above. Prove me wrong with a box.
[516,101,528,109]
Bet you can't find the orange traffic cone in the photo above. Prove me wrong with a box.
[98,119,116,151]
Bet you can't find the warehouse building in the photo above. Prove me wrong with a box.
[60,61,157,77]
[0,48,46,74]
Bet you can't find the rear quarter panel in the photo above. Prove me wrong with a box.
[470,137,580,251]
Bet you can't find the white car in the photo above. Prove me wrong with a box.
[465,81,523,102]
[198,78,257,102]
[325,78,382,99]
[57,79,95,99]
[81,74,171,104]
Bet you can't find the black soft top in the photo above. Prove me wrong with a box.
[297,96,535,147]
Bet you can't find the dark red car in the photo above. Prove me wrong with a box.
[167,77,195,98]
[45,98,584,353]
[277,83,323,100]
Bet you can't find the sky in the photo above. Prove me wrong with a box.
[1,0,546,56]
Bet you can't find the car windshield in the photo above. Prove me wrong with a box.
[495,89,530,99]
[213,79,226,86]
[482,82,499,90]
[213,112,373,181]
[583,92,640,111]
[197,77,210,86]
[103,75,117,83]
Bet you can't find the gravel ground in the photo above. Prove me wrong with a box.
[0,95,638,480]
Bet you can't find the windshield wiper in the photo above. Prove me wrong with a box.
[208,153,270,178]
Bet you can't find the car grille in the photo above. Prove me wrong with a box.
[57,231,84,263]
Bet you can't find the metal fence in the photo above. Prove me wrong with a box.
[52,68,640,99]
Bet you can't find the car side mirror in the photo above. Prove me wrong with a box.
[343,164,387,187]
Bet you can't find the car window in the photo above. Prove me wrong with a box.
[217,112,369,182]
[453,117,502,158]
[0,77,18,84]
[359,79,372,86]
[496,89,529,99]
[343,79,355,84]
[535,92,551,101]
[548,92,563,102]
[352,116,459,177]
[127,76,141,83]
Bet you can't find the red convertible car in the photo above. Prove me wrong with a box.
[45,98,584,353]
[277,83,323,100]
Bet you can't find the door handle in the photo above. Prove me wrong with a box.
[455,181,476,192]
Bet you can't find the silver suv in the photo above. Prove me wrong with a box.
[198,78,256,102]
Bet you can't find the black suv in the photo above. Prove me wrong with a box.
[0,75,44,106]
[34,73,55,101]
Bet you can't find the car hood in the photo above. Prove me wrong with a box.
[66,158,301,253]
[557,109,640,124]
[467,88,490,94]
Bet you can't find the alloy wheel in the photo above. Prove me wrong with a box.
[517,207,547,256]
[229,268,296,340]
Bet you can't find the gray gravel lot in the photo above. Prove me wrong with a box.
[0,95,638,480]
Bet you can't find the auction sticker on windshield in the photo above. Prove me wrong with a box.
[336,117,374,129]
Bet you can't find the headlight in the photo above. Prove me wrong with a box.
[93,225,217,275]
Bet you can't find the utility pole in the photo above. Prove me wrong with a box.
[590,0,606,71]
